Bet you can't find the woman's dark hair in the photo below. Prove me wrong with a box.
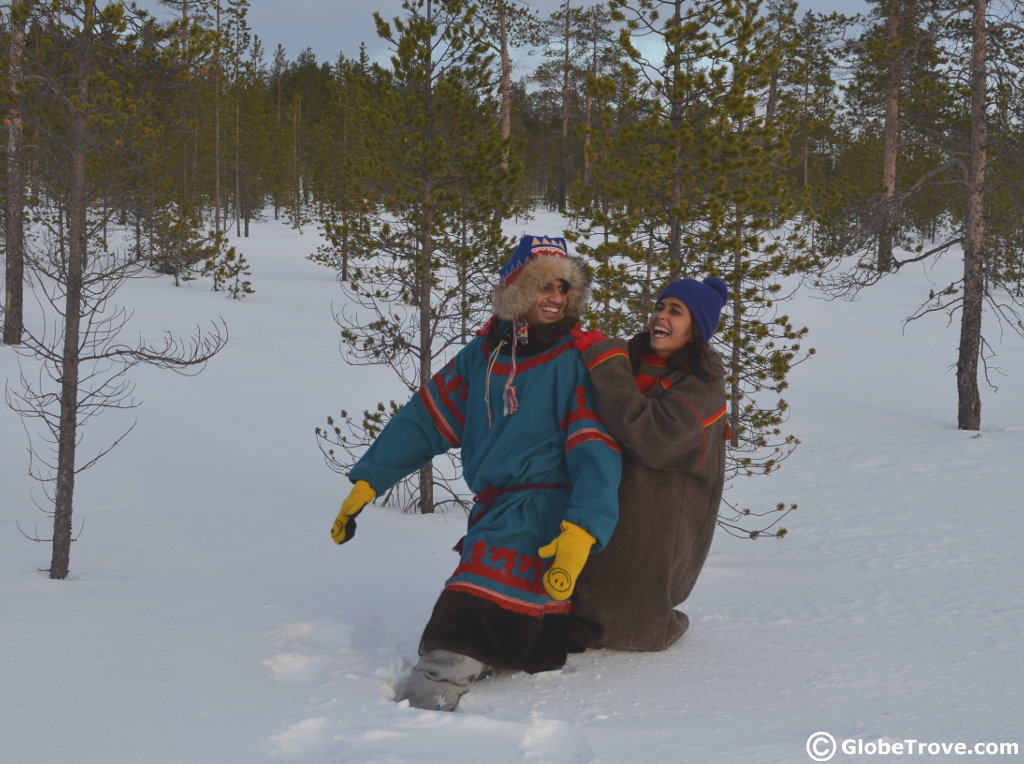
[630,327,716,382]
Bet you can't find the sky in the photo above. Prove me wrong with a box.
[142,0,871,68]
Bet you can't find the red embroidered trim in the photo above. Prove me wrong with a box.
[444,581,573,616]
[586,348,628,371]
[480,336,574,375]
[639,353,668,367]
[475,316,495,337]
[433,364,468,429]
[634,372,661,394]
[703,403,727,428]
[566,428,621,453]
[567,385,601,426]
[418,387,460,447]
[453,540,544,591]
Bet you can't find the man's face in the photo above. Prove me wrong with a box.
[524,279,569,326]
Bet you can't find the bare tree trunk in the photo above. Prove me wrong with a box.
[213,0,222,233]
[274,55,282,221]
[583,35,596,184]
[667,0,684,275]
[179,0,190,204]
[234,91,241,237]
[878,4,900,272]
[957,0,988,431]
[417,220,435,516]
[498,0,511,170]
[729,207,742,448]
[801,80,810,188]
[194,120,200,206]
[417,0,436,515]
[291,94,301,229]
[460,221,469,342]
[51,0,95,580]
[3,0,27,346]
[558,2,570,212]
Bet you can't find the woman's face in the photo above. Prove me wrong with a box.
[648,296,693,356]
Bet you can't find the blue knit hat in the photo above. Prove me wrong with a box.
[499,235,568,285]
[657,277,729,343]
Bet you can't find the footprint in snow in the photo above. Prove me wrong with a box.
[266,716,334,760]
[263,651,331,688]
[275,620,352,650]
[521,717,593,764]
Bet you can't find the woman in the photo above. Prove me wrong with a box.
[570,276,730,651]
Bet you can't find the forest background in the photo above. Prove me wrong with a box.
[2,0,1024,581]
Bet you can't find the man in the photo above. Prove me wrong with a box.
[330,235,622,711]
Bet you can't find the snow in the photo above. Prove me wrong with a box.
[2,212,1021,764]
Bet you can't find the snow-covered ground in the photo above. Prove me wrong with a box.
[2,213,1021,764]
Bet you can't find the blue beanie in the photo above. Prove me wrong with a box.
[657,277,729,342]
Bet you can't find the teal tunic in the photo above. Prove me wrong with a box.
[350,323,622,668]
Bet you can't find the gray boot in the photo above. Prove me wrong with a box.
[398,649,485,712]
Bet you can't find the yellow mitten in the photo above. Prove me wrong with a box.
[330,480,376,545]
[537,521,596,600]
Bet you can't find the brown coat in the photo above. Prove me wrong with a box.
[572,335,727,651]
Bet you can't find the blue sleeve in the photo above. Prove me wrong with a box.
[348,347,474,494]
[561,363,622,551]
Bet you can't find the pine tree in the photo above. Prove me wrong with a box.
[278,48,332,230]
[7,0,226,579]
[571,0,815,534]
[267,43,289,219]
[475,1,540,170]
[951,0,1024,429]
[154,0,217,228]
[528,1,619,211]
[203,234,253,297]
[836,0,952,272]
[234,34,273,236]
[825,0,1024,430]
[307,51,373,281]
[2,0,29,346]
[223,0,250,236]
[765,5,850,228]
[316,0,519,514]
[701,3,815,477]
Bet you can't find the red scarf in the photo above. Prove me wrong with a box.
[634,352,669,394]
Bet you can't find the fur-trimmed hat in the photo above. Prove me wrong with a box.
[657,277,729,343]
[493,235,591,321]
